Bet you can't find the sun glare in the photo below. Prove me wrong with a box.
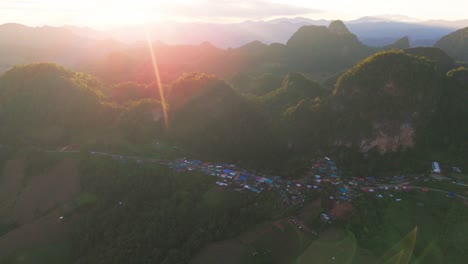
[145,28,169,130]
[86,0,164,26]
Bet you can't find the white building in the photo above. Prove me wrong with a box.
[432,162,441,174]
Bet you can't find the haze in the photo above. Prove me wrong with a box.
[2,0,468,27]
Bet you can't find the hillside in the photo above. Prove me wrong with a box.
[423,67,468,154]
[435,27,468,62]
[261,73,326,116]
[169,73,276,163]
[331,51,444,153]
[0,63,105,144]
[404,47,456,73]
[229,73,283,96]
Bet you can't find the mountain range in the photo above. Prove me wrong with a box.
[77,16,468,47]
[1,15,468,76]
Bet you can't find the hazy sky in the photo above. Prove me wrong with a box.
[1,0,467,27]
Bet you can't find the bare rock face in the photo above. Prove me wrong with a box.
[359,122,415,153]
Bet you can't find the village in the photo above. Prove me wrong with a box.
[152,156,468,224]
[77,149,467,226]
[3,146,466,263]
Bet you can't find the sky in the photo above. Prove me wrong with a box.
[1,0,468,28]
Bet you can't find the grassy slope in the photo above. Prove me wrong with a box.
[192,189,468,264]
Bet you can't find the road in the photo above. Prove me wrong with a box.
[45,149,468,201]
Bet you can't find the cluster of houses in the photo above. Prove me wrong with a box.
[167,157,348,206]
[90,150,466,220]
[166,157,466,211]
[168,159,276,195]
[167,157,344,206]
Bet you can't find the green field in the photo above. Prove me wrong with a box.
[192,189,468,264]
[190,239,248,264]
[191,218,317,264]
[348,191,467,263]
[249,221,309,263]
[297,229,378,264]
[2,241,72,264]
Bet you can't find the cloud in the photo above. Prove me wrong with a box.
[161,0,321,19]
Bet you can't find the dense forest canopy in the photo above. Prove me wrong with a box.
[1,45,466,166]
[332,51,445,152]
[403,47,456,73]
[0,63,104,145]
[72,157,283,263]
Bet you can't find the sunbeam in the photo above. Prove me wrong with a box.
[145,28,170,130]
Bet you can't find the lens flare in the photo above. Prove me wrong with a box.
[145,28,169,129]
[380,226,418,264]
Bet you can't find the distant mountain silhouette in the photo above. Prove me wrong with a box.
[404,47,456,73]
[328,20,352,34]
[1,20,462,83]
[384,36,410,49]
[101,17,467,48]
[0,23,125,74]
[285,21,409,72]
[434,27,468,62]
[84,20,415,84]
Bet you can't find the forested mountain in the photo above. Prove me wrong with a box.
[87,21,411,86]
[0,63,166,148]
[421,66,468,155]
[0,64,105,144]
[260,73,327,116]
[1,49,465,163]
[331,51,445,153]
[229,73,284,96]
[435,27,468,62]
[168,73,277,164]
